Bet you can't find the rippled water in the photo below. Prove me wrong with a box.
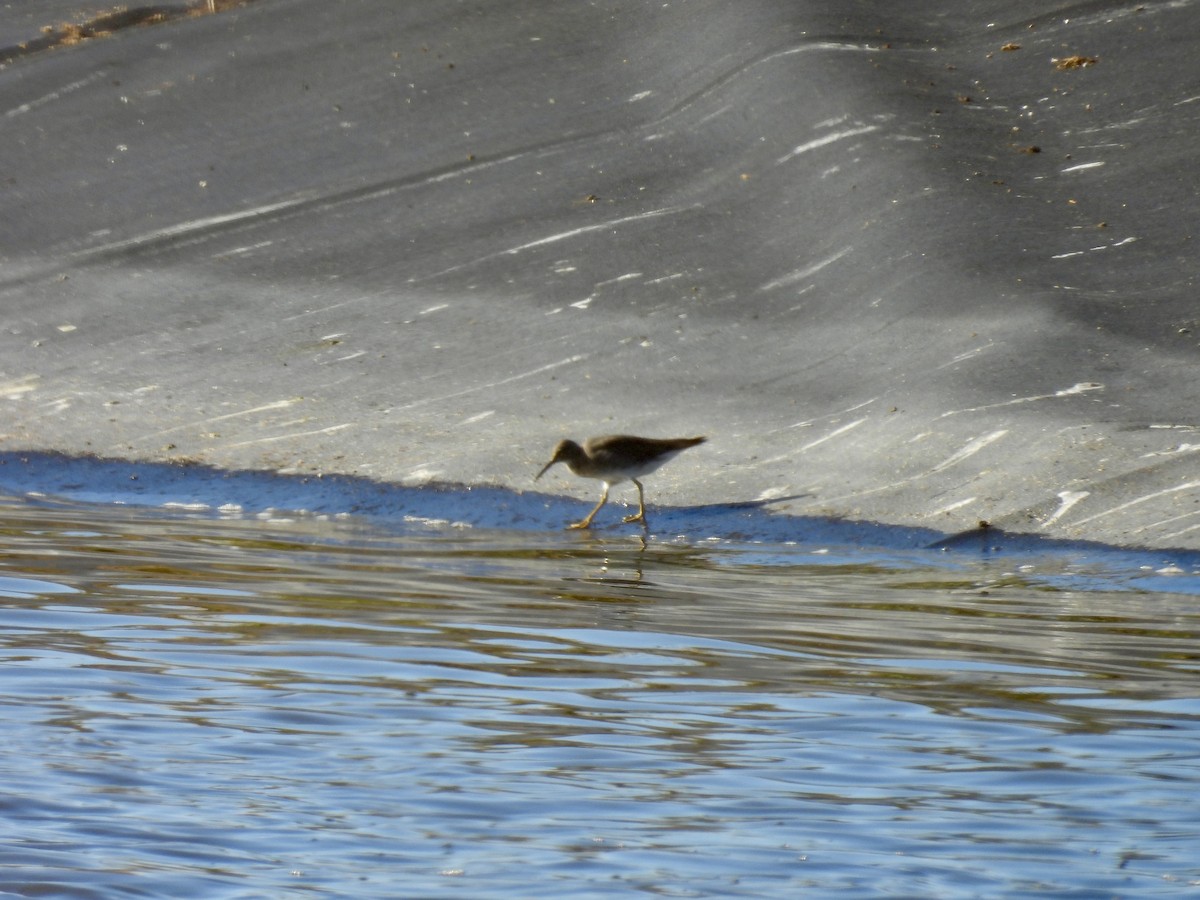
[2,494,1199,898]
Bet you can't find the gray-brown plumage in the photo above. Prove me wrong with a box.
[535,434,706,529]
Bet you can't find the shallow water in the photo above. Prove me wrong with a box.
[2,494,1199,898]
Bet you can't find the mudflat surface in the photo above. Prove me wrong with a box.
[2,0,1199,549]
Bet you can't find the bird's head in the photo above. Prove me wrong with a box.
[535,439,581,481]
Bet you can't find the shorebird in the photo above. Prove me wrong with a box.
[535,434,706,529]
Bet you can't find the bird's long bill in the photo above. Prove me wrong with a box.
[534,459,557,481]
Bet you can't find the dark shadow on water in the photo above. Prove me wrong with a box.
[2,451,1200,580]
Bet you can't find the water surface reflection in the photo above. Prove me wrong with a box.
[2,497,1198,897]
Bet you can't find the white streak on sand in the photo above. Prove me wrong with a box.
[1070,481,1200,527]
[819,431,1008,508]
[4,70,108,118]
[0,375,40,398]
[770,398,878,434]
[644,273,686,285]
[760,247,853,292]
[460,411,495,425]
[939,382,1103,418]
[503,208,685,254]
[77,199,313,257]
[597,273,643,287]
[388,355,587,412]
[936,343,995,369]
[1052,237,1137,259]
[128,399,300,443]
[1140,444,1200,458]
[416,207,690,282]
[1043,490,1090,528]
[777,125,878,164]
[760,418,867,464]
[930,497,976,515]
[1162,522,1200,540]
[801,418,867,452]
[1061,161,1105,173]
[1133,508,1200,534]
[224,423,355,448]
[929,430,1008,473]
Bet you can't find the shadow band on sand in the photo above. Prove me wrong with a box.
[4,452,1199,582]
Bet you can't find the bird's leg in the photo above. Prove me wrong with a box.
[568,484,609,529]
[622,479,649,527]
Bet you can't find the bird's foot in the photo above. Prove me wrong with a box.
[621,513,648,526]
[567,520,594,530]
